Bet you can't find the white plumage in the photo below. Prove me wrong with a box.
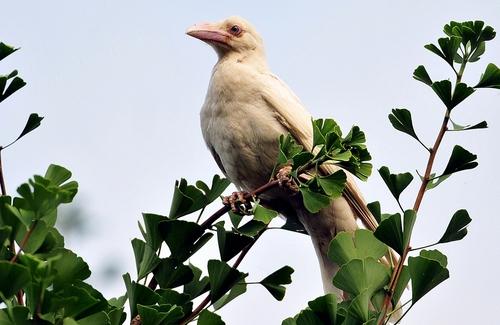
[188,16,379,297]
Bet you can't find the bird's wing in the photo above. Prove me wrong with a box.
[259,72,379,232]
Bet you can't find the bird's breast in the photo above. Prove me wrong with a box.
[200,70,288,190]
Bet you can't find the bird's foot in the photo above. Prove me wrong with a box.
[276,166,299,192]
[223,191,253,215]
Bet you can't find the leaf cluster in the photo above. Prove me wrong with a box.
[278,119,372,213]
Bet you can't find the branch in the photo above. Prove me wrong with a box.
[0,148,6,196]
[146,179,282,293]
[377,59,467,324]
[179,229,266,325]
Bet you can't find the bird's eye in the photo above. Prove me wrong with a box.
[229,25,242,36]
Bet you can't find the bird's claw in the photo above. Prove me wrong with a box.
[223,191,253,215]
[276,166,299,192]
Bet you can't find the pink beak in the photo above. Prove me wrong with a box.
[186,22,231,46]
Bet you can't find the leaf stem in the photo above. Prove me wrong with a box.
[410,242,439,251]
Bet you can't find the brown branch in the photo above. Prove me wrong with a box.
[377,110,451,325]
[378,58,464,323]
[0,148,7,196]
[179,229,266,325]
[143,178,284,314]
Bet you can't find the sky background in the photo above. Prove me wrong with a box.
[1,1,499,324]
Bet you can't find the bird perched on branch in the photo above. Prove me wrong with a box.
[187,16,379,297]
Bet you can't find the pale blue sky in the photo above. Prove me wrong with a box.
[1,1,499,324]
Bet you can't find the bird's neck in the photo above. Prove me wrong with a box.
[217,49,268,70]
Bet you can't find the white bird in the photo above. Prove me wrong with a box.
[187,16,379,297]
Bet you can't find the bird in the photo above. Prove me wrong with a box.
[186,16,380,297]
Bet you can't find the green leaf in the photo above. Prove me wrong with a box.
[431,80,452,109]
[156,289,192,315]
[213,282,247,311]
[0,261,31,300]
[0,42,18,61]
[403,210,416,251]
[207,260,247,303]
[137,304,184,325]
[413,65,433,86]
[281,217,308,235]
[332,258,390,297]
[392,265,410,307]
[313,119,342,146]
[425,36,461,67]
[108,295,127,308]
[16,113,44,142]
[158,219,204,261]
[424,43,446,61]
[451,83,475,108]
[228,210,244,228]
[420,249,448,267]
[253,204,278,224]
[139,213,166,251]
[42,284,100,318]
[215,223,253,261]
[408,255,449,303]
[479,25,496,42]
[317,170,346,197]
[278,134,304,164]
[107,307,126,325]
[260,266,294,301]
[475,63,500,89]
[366,202,381,224]
[0,306,30,325]
[307,294,338,325]
[0,226,12,247]
[183,264,209,299]
[469,41,485,62]
[198,309,225,325]
[236,219,267,237]
[131,238,161,280]
[295,309,324,325]
[15,220,49,254]
[328,229,387,267]
[17,254,55,315]
[44,248,91,289]
[450,119,488,131]
[78,312,111,325]
[378,166,414,201]
[348,289,371,321]
[153,258,194,289]
[388,109,423,146]
[196,175,231,204]
[168,179,208,219]
[299,186,330,213]
[7,113,44,146]
[439,209,472,243]
[123,273,160,317]
[442,145,478,176]
[374,210,415,255]
[0,76,26,103]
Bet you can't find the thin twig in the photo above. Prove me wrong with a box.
[179,229,266,325]
[10,221,38,263]
[145,180,282,300]
[0,148,7,196]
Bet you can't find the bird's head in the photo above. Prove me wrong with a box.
[186,16,264,59]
